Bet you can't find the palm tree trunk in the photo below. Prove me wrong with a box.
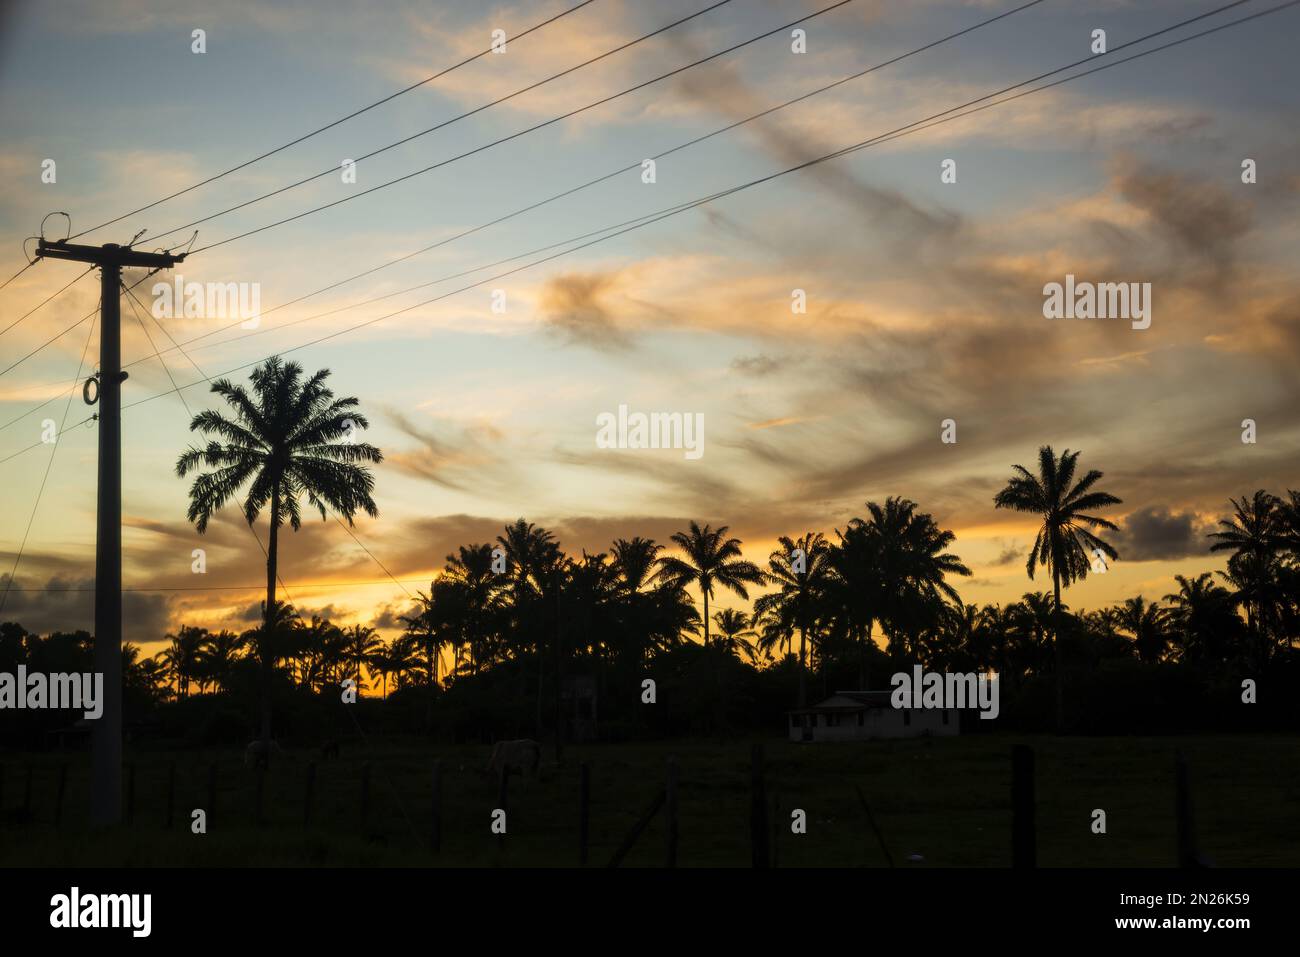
[702,585,710,648]
[798,624,807,708]
[1052,568,1064,734]
[261,485,279,750]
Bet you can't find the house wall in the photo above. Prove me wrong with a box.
[788,708,960,741]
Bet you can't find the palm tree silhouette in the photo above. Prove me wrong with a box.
[711,608,758,661]
[176,357,382,748]
[343,623,382,691]
[754,532,831,707]
[1118,596,1169,664]
[994,446,1120,731]
[1210,490,1281,666]
[658,521,763,648]
[849,498,969,657]
[159,625,206,698]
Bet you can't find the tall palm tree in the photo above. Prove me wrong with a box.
[176,356,382,748]
[846,498,970,657]
[159,625,207,698]
[343,623,382,691]
[368,641,395,699]
[994,446,1121,730]
[754,532,831,707]
[657,522,763,648]
[1210,490,1281,666]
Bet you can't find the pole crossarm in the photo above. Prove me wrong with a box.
[35,239,185,269]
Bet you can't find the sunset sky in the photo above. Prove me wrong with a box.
[1,0,1298,655]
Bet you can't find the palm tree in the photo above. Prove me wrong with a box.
[657,522,763,648]
[994,446,1121,730]
[1117,596,1169,664]
[343,624,382,691]
[369,641,395,699]
[196,629,245,693]
[176,356,382,748]
[1164,573,1241,666]
[159,625,207,698]
[1210,490,1281,666]
[754,533,831,707]
[711,608,757,662]
[845,498,970,657]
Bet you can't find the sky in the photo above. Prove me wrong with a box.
[0,0,1298,654]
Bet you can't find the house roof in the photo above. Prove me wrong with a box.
[787,691,894,714]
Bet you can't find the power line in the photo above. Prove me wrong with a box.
[0,0,848,399]
[0,269,159,381]
[0,299,98,615]
[181,0,857,254]
[138,0,1271,366]
[76,0,1051,376]
[0,260,36,291]
[124,280,411,603]
[145,0,736,247]
[2,0,1291,466]
[1,579,432,593]
[0,265,94,339]
[64,0,604,242]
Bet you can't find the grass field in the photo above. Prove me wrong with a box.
[1,734,1297,866]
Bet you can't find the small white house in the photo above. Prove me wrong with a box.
[788,691,959,742]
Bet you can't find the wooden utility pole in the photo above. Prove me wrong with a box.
[34,239,185,826]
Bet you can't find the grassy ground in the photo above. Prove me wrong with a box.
[1,734,1296,866]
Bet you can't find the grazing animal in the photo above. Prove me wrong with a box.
[244,739,282,769]
[486,738,541,777]
[319,739,340,760]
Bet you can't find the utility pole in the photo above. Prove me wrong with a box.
[35,239,185,826]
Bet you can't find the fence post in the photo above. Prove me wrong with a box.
[751,743,769,868]
[1012,744,1036,868]
[304,762,317,828]
[55,764,68,827]
[1175,751,1198,868]
[578,761,590,866]
[665,755,678,868]
[254,765,266,827]
[165,762,176,828]
[360,762,372,834]
[207,762,218,828]
[429,760,441,854]
[771,790,781,869]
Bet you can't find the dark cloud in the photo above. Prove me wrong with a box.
[1113,158,1252,288]
[731,353,789,376]
[991,545,1023,567]
[383,408,514,494]
[538,272,634,352]
[0,574,172,644]
[1111,506,1218,563]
